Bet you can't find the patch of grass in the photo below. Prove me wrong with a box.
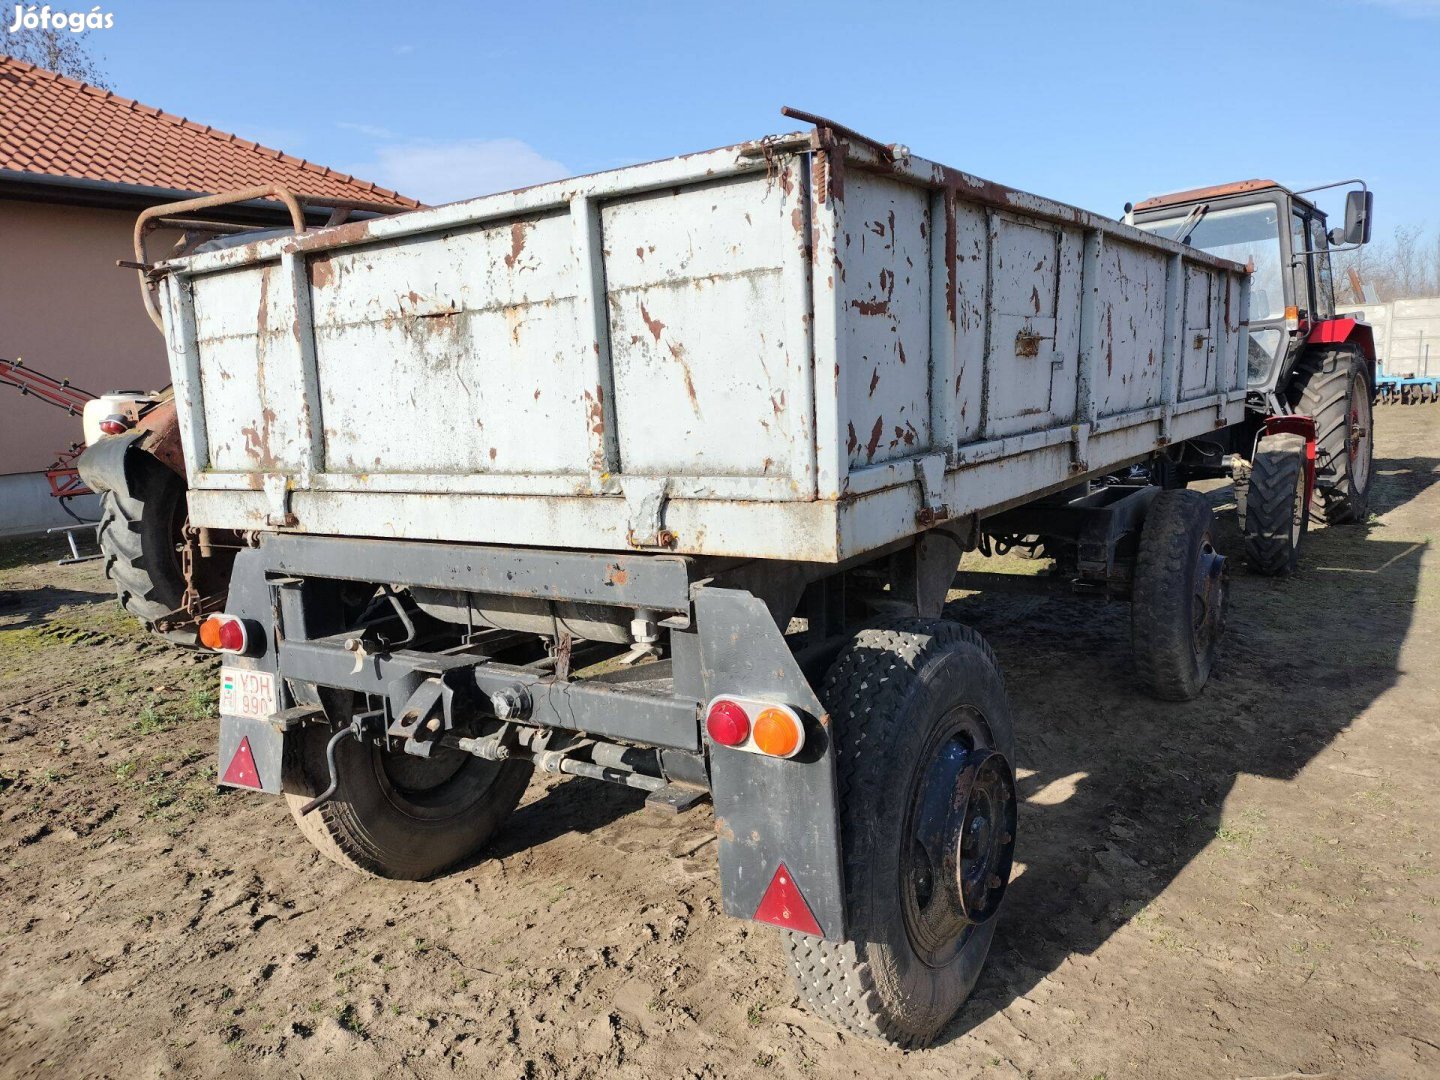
[1151,928,1185,953]
[333,965,363,990]
[1367,925,1421,950]
[1215,824,1257,849]
[113,759,139,782]
[130,704,171,736]
[334,1002,366,1037]
[187,685,219,720]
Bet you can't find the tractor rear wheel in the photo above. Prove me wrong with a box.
[1287,347,1374,523]
[782,618,1016,1048]
[96,455,188,628]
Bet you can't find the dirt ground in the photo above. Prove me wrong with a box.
[2,407,1437,1080]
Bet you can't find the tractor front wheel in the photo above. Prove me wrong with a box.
[1242,433,1310,577]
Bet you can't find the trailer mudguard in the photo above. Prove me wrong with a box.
[214,547,292,794]
[696,587,846,941]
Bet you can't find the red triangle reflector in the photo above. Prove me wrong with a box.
[754,862,822,937]
[222,736,262,789]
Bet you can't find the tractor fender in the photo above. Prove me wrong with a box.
[76,429,148,497]
[75,397,185,497]
[1307,318,1378,388]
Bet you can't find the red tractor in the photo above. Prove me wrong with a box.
[1127,180,1377,573]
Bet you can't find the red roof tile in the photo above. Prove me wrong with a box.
[0,56,420,207]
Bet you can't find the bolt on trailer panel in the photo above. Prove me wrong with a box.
[157,127,1248,563]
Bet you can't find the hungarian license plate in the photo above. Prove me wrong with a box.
[219,667,277,721]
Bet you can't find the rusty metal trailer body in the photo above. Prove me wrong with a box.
[134,116,1249,1048]
[157,128,1247,561]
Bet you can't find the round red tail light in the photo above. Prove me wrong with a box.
[98,416,131,436]
[200,614,251,654]
[705,699,750,747]
[217,618,247,653]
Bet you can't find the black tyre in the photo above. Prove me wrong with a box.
[1132,489,1227,702]
[1287,347,1374,523]
[96,457,187,626]
[1242,433,1309,576]
[783,618,1017,1048]
[284,716,533,880]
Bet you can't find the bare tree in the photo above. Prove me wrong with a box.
[1333,224,1440,303]
[4,25,110,88]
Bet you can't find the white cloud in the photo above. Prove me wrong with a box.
[338,121,399,140]
[349,138,571,205]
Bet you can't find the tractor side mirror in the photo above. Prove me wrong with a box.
[1338,189,1373,246]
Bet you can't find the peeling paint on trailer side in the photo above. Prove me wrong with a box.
[156,123,1247,563]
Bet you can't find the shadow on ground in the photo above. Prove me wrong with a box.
[0,584,112,626]
[933,450,1435,1043]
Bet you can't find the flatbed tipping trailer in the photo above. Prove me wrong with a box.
[99,111,1249,1045]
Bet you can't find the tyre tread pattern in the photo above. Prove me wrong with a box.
[1287,347,1372,524]
[282,729,531,881]
[1132,489,1215,701]
[95,465,186,625]
[1242,433,1306,576]
[780,618,1003,1048]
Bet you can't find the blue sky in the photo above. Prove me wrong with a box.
[64,0,1440,231]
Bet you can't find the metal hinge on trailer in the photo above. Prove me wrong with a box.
[624,476,675,549]
[1069,422,1091,475]
[262,473,297,527]
[914,453,950,526]
[1215,391,1232,429]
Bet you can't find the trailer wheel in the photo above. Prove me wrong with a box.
[1132,490,1227,701]
[1242,433,1309,576]
[1287,347,1374,523]
[783,619,1016,1048]
[283,711,533,880]
[96,455,187,626]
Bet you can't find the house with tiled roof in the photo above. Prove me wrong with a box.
[0,56,419,536]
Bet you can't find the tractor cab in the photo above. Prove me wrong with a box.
[1127,180,1374,395]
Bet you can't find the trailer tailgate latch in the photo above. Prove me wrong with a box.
[1069,422,1091,475]
[624,476,674,548]
[262,473,297,527]
[914,453,949,526]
